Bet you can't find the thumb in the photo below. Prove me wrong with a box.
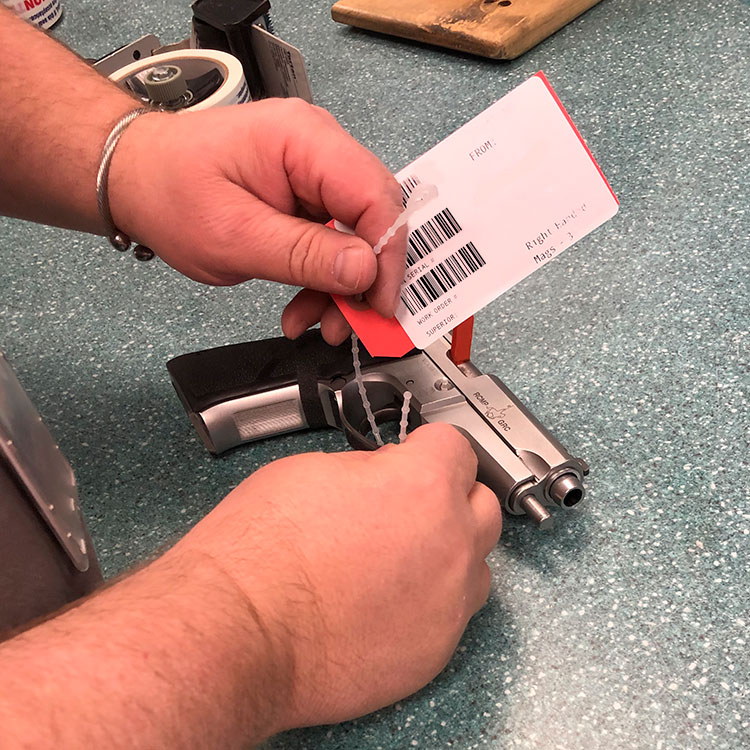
[217,187,378,294]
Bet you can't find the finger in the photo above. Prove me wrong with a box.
[281,106,404,245]
[212,101,403,314]
[296,199,331,223]
[281,289,330,340]
[214,187,379,295]
[271,105,405,317]
[466,562,492,616]
[468,482,502,558]
[320,303,351,345]
[399,423,478,495]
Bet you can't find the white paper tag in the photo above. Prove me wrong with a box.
[334,72,619,357]
[250,26,314,103]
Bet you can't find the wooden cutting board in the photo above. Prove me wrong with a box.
[331,0,604,60]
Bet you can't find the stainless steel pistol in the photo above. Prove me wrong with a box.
[166,329,589,527]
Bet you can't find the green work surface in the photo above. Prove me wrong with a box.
[1,1,747,747]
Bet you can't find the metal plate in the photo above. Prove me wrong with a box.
[93,34,162,76]
[0,352,89,572]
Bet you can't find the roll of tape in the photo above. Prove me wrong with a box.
[109,49,250,110]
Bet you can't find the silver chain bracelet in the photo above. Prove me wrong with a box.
[96,108,155,261]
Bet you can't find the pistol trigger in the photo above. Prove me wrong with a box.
[342,421,380,452]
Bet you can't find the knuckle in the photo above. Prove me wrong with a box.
[408,423,478,478]
[311,104,339,125]
[454,537,475,571]
[460,564,491,621]
[267,99,316,140]
[281,97,314,118]
[417,422,460,442]
[287,224,323,284]
[472,485,502,547]
[358,172,402,214]
[444,426,479,474]
[480,483,502,522]
[490,501,503,537]
[433,523,473,573]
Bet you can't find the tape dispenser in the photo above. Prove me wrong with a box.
[94,0,313,111]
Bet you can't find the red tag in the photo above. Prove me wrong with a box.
[331,294,415,357]
[449,317,474,364]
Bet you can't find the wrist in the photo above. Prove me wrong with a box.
[106,110,173,245]
[154,544,297,740]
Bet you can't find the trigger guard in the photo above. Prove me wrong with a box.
[342,406,405,452]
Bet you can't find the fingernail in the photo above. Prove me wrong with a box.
[334,246,365,290]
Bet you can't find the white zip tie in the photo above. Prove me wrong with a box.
[372,183,439,255]
[398,391,412,443]
[351,332,384,446]
[349,182,436,448]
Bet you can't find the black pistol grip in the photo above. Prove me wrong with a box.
[166,329,365,431]
[167,329,404,457]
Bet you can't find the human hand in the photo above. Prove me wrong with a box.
[167,424,502,731]
[107,100,405,345]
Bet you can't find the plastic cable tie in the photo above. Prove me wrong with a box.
[372,183,439,255]
[398,391,412,443]
[351,332,384,447]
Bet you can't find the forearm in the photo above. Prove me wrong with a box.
[0,548,293,749]
[0,7,140,233]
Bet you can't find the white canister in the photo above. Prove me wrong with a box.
[1,0,62,29]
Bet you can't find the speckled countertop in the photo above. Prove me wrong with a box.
[1,0,748,747]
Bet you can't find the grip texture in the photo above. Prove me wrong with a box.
[166,329,384,428]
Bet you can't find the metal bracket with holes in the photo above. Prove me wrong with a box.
[0,352,89,572]
[92,34,164,76]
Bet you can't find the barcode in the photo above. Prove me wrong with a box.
[406,207,462,267]
[399,175,421,206]
[401,242,486,315]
